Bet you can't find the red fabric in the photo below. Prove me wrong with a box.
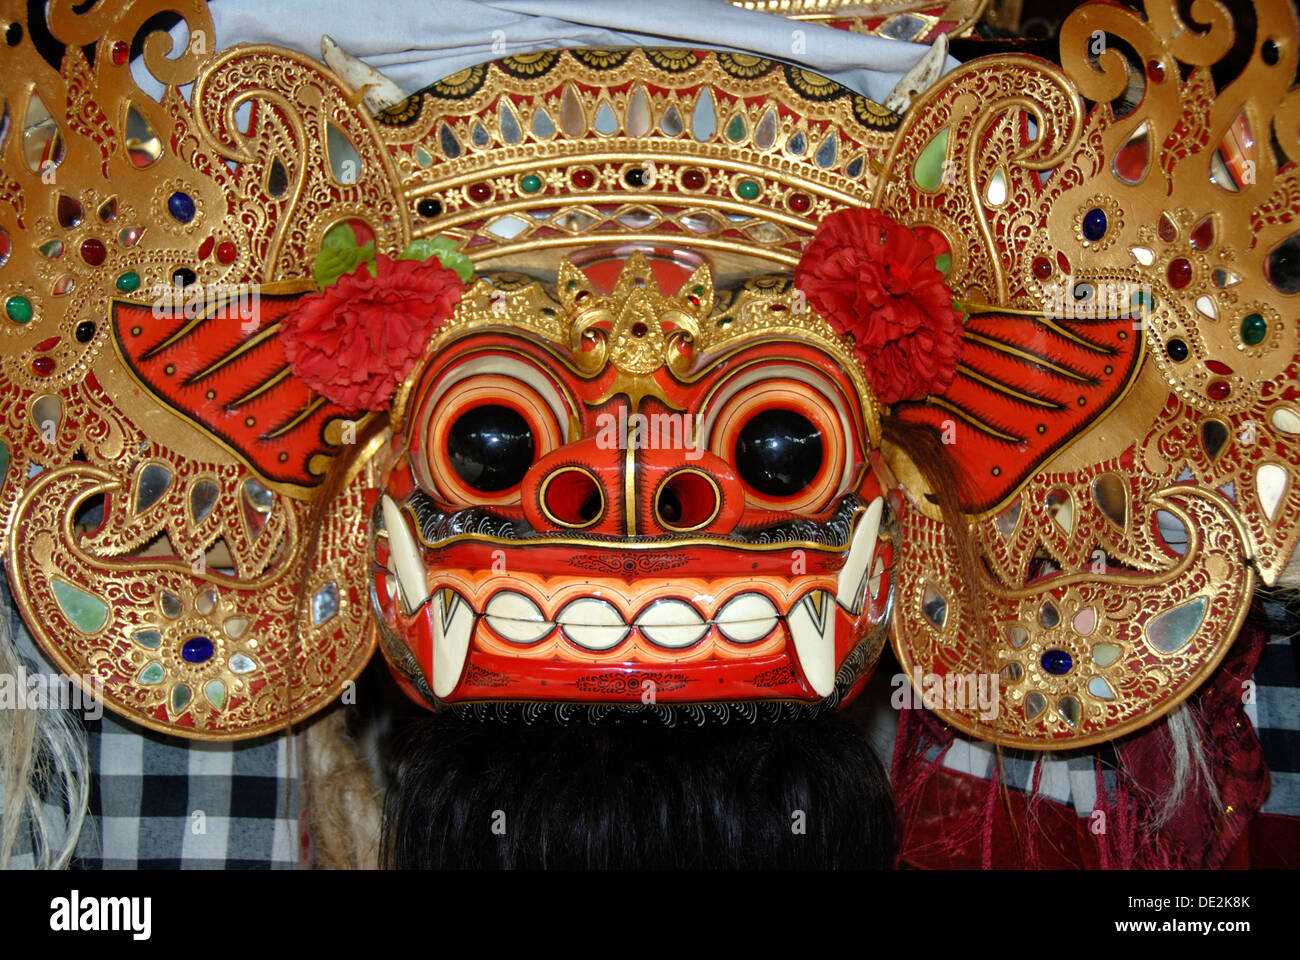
[892,615,1271,869]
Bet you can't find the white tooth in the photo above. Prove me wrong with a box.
[432,590,473,698]
[635,599,708,648]
[787,591,837,698]
[715,592,779,643]
[558,598,629,651]
[382,495,429,613]
[484,591,552,644]
[836,497,882,615]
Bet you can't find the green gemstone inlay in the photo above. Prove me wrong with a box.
[204,679,226,710]
[171,684,191,713]
[913,128,949,191]
[0,441,8,482]
[115,271,140,293]
[5,296,32,323]
[726,114,746,142]
[1241,312,1267,345]
[51,578,109,633]
[1092,644,1121,667]
[133,629,162,649]
[736,179,760,200]
[414,146,433,168]
[138,661,165,685]
[519,174,542,193]
[1131,289,1155,313]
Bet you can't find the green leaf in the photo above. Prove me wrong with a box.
[314,240,375,289]
[321,222,359,251]
[398,236,474,283]
[934,252,951,276]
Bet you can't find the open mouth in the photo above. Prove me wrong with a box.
[375,493,887,703]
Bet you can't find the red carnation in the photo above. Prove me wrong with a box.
[794,208,964,405]
[280,254,463,412]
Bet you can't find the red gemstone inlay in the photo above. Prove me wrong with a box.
[1205,359,1234,375]
[1167,257,1192,289]
[79,238,107,266]
[1158,214,1177,243]
[57,195,83,229]
[1207,379,1231,400]
[111,40,129,66]
[216,241,237,264]
[198,236,214,260]
[35,336,60,351]
[1032,256,1052,279]
[1189,216,1214,251]
[32,356,55,376]
[1146,59,1165,82]
[468,183,492,202]
[571,169,595,188]
[788,193,811,213]
[1056,251,1071,273]
[682,169,706,190]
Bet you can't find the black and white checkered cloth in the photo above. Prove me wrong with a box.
[3,577,301,870]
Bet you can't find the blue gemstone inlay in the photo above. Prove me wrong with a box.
[1082,207,1107,242]
[1040,648,1074,675]
[167,191,196,223]
[181,636,214,664]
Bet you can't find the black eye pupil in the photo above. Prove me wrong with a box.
[734,409,823,497]
[447,404,534,492]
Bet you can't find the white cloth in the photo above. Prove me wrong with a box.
[193,0,954,102]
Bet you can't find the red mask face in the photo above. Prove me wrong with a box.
[371,251,893,717]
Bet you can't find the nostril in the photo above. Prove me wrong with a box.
[540,467,604,529]
[655,470,720,531]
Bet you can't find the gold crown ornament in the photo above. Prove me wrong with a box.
[0,0,1296,749]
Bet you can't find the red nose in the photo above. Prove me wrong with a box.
[520,427,745,537]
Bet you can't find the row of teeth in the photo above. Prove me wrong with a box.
[379,495,883,701]
[484,590,789,648]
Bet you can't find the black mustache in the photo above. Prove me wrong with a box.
[407,490,864,548]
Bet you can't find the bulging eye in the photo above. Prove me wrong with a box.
[447,404,535,492]
[408,353,572,505]
[734,409,823,497]
[701,362,861,513]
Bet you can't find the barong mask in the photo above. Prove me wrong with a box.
[2,0,1298,749]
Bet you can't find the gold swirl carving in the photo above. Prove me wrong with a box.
[891,483,1253,749]
[874,56,1086,304]
[191,47,410,280]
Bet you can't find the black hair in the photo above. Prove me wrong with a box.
[381,711,894,869]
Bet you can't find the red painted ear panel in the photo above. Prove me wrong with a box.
[893,307,1143,513]
[112,293,356,492]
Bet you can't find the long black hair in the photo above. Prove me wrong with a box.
[381,709,894,869]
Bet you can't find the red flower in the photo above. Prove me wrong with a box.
[281,255,463,412]
[795,208,964,404]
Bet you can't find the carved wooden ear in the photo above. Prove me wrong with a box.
[112,290,369,497]
[890,304,1143,514]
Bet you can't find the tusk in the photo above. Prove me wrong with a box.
[884,33,949,115]
[321,35,407,114]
